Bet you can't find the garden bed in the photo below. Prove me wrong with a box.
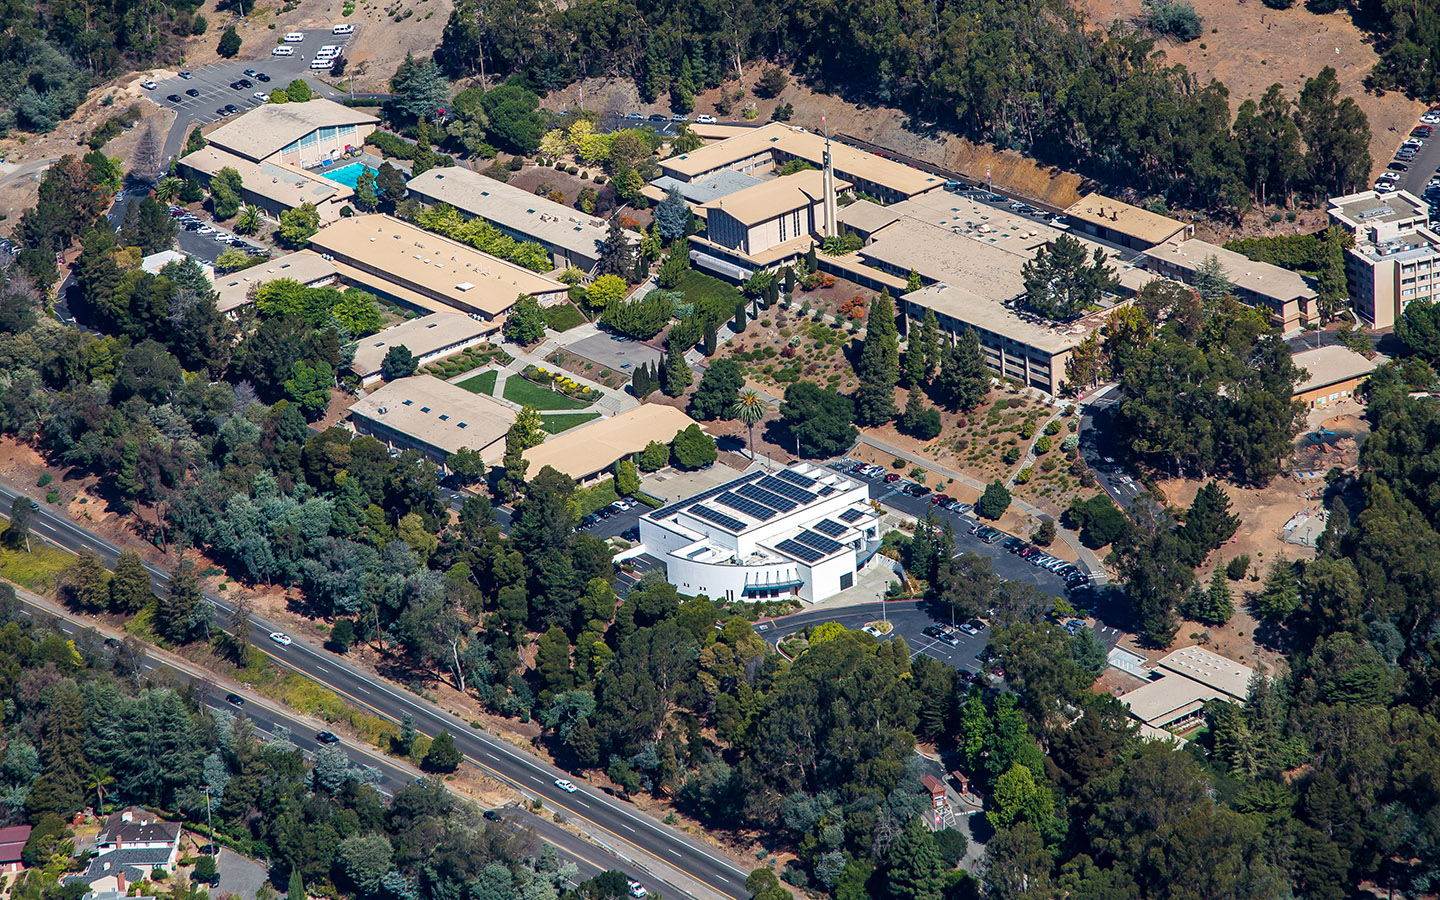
[422,344,513,380]
[510,367,599,408]
[545,348,631,389]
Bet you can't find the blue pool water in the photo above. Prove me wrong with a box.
[319,162,375,189]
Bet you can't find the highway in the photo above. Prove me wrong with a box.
[0,480,747,900]
[15,592,675,898]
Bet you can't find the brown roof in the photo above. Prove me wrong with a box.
[701,169,849,227]
[1065,192,1187,246]
[523,405,699,480]
[0,825,30,863]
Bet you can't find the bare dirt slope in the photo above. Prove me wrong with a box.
[1075,0,1420,178]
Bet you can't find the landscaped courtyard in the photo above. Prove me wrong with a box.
[456,367,601,433]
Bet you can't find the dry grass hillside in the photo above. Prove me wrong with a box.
[1076,0,1420,178]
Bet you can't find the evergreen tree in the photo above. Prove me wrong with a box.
[288,868,305,900]
[906,268,924,293]
[886,818,946,900]
[596,218,634,277]
[1254,557,1300,623]
[1184,568,1234,625]
[157,557,203,643]
[900,387,942,439]
[654,187,690,241]
[496,426,530,502]
[109,550,155,613]
[703,320,718,356]
[614,458,641,496]
[903,347,925,388]
[936,330,989,410]
[60,550,111,611]
[355,168,379,211]
[2,497,31,551]
[1192,255,1236,302]
[1178,480,1242,565]
[918,309,940,376]
[657,242,688,289]
[380,346,418,381]
[662,350,693,397]
[421,729,461,772]
[733,301,747,334]
[855,290,900,426]
[690,358,744,420]
[1315,226,1349,321]
[978,480,1011,520]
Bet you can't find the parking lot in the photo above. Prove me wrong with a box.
[1383,106,1440,208]
[567,330,662,373]
[146,28,355,169]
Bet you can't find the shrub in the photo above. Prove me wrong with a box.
[1142,0,1203,41]
[1226,555,1251,581]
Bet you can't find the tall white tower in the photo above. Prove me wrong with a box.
[821,113,838,239]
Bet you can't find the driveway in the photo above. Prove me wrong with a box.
[215,847,269,900]
[145,29,357,173]
[1076,387,1154,515]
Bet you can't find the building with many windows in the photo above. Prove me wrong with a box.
[637,464,882,603]
[1328,190,1440,328]
[1141,238,1319,330]
[347,375,516,468]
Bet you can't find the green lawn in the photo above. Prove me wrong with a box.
[457,370,498,395]
[543,302,588,332]
[674,270,745,319]
[503,375,593,410]
[541,412,601,434]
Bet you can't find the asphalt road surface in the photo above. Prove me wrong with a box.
[1393,111,1440,198]
[1076,388,1153,515]
[0,479,748,900]
[18,598,676,897]
[758,600,991,675]
[148,29,355,171]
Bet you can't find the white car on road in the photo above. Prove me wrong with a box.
[554,778,577,793]
[269,632,293,646]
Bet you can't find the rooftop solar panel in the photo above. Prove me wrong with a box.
[796,530,845,555]
[738,482,797,512]
[838,508,865,523]
[716,492,777,521]
[813,519,847,537]
[760,476,815,503]
[775,538,824,563]
[776,468,818,489]
[688,504,744,531]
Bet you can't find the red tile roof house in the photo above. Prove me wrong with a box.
[0,824,31,875]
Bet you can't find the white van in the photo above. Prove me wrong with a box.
[316,44,340,58]
[310,58,335,69]
[332,23,354,34]
[271,45,295,56]
[283,31,305,42]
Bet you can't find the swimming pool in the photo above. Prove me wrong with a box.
[319,162,376,189]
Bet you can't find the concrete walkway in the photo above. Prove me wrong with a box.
[858,434,1106,576]
[499,342,639,416]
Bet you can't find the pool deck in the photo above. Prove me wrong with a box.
[309,151,395,183]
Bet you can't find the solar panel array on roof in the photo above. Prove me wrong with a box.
[775,538,824,563]
[689,504,744,532]
[818,486,836,496]
[738,482,797,512]
[775,468,818,489]
[838,508,866,523]
[760,475,814,504]
[796,530,845,555]
[716,492,777,521]
[813,519,847,537]
[651,472,763,519]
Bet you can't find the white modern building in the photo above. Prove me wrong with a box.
[638,464,881,603]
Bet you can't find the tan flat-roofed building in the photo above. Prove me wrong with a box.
[1120,675,1225,730]
[1156,645,1256,700]
[348,375,515,467]
[404,167,634,271]
[177,146,354,224]
[701,170,851,258]
[1293,345,1380,409]
[350,313,492,385]
[203,99,378,165]
[1065,192,1188,250]
[214,250,339,314]
[309,214,568,323]
[659,122,945,203]
[1142,238,1318,330]
[522,405,700,485]
[858,217,1030,295]
[900,282,1109,395]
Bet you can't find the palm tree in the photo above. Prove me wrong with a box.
[89,767,114,812]
[731,389,767,458]
[155,177,185,203]
[235,205,261,235]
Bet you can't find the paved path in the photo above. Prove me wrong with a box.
[1006,408,1068,489]
[499,341,638,416]
[858,434,1106,576]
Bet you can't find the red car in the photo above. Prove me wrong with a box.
[884,473,900,483]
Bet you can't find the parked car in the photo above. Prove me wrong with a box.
[670,112,689,121]
[923,625,945,639]
[957,621,980,636]
[648,113,668,122]
[625,112,643,119]
[178,70,193,78]
[884,473,900,483]
[186,88,199,97]
[141,80,157,90]
[255,72,271,82]
[332,22,355,33]
[167,94,183,103]
[695,114,717,124]
[244,68,259,77]
[272,46,295,56]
